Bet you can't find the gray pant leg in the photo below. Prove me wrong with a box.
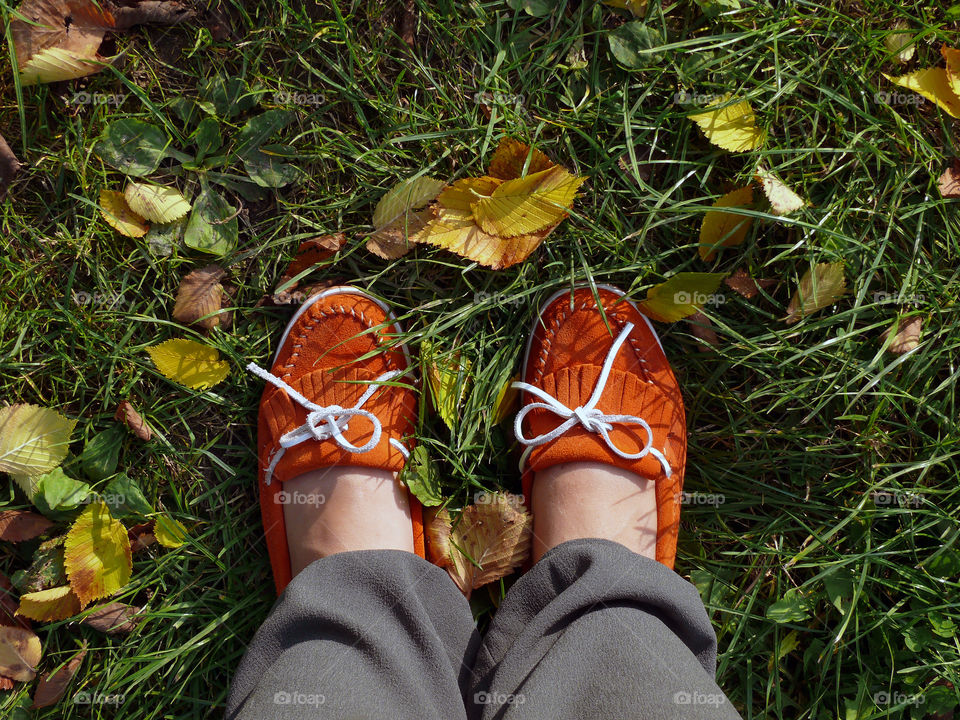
[226,549,481,720]
[469,538,742,720]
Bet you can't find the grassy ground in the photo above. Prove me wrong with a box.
[1,0,959,717]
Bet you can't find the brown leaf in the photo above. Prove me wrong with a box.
[724,268,776,300]
[938,159,960,199]
[0,626,42,682]
[112,1,196,31]
[32,644,86,708]
[0,675,13,690]
[0,133,20,201]
[881,315,923,354]
[128,521,156,552]
[0,573,31,630]
[81,602,139,635]
[686,311,720,351]
[366,209,431,260]
[276,234,346,291]
[400,0,416,46]
[428,493,531,597]
[10,0,115,70]
[172,265,228,331]
[114,401,151,441]
[0,511,53,543]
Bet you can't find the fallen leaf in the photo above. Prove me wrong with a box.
[10,0,116,86]
[699,186,753,261]
[111,1,195,30]
[399,0,416,46]
[608,21,665,68]
[686,311,720,351]
[422,342,472,432]
[0,626,42,682]
[173,265,228,331]
[398,446,443,507]
[11,543,67,595]
[689,95,766,152]
[491,374,520,424]
[487,139,554,181]
[942,44,960,96]
[884,46,960,118]
[637,272,727,322]
[154,515,188,548]
[725,268,776,299]
[427,493,531,597]
[128,521,156,552]
[32,644,86,708]
[756,167,807,215]
[124,183,191,223]
[0,133,21,200]
[99,189,149,238]
[63,502,132,607]
[113,401,151,442]
[368,177,445,259]
[938,159,960,198]
[881,315,922,354]
[472,165,586,238]
[884,21,915,64]
[0,404,77,497]
[366,209,432,260]
[278,234,346,288]
[784,262,846,324]
[146,339,230,390]
[184,179,238,256]
[0,511,53,543]
[81,602,139,635]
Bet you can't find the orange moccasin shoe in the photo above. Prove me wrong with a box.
[513,284,687,569]
[247,286,423,594]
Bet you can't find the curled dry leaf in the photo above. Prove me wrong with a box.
[724,268,776,300]
[278,234,346,289]
[426,493,531,597]
[128,520,156,552]
[81,602,139,635]
[0,510,53,543]
[114,401,152,441]
[784,262,847,324]
[32,643,86,708]
[0,626,42,682]
[173,265,229,331]
[881,315,923,354]
[938,159,960,199]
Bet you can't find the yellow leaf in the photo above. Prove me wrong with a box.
[426,493,531,597]
[487,139,554,181]
[784,262,846,324]
[943,45,960,97]
[415,206,555,269]
[471,165,586,238]
[124,183,191,223]
[146,339,230,390]
[698,186,753,261]
[492,374,520,424]
[883,67,960,119]
[689,95,766,152]
[16,585,82,622]
[0,404,77,497]
[0,626,42,682]
[154,515,189,548]
[756,168,807,216]
[99,189,149,238]
[638,272,727,322]
[436,177,502,211]
[64,502,132,607]
[422,341,472,431]
[19,47,108,86]
[372,176,446,230]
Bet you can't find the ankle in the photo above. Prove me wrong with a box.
[530,461,657,563]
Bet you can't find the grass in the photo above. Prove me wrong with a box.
[1,0,959,717]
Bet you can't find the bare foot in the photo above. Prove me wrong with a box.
[281,466,414,576]
[530,461,658,563]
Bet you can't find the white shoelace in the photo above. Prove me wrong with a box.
[511,322,672,477]
[247,362,409,485]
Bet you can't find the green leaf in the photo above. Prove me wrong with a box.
[608,22,665,68]
[242,143,300,188]
[94,120,170,177]
[10,543,67,594]
[507,0,553,16]
[929,610,957,638]
[79,426,124,482]
[184,179,239,256]
[638,272,727,322]
[201,76,258,119]
[904,624,934,651]
[103,473,153,519]
[399,446,443,507]
[32,467,90,517]
[235,110,293,156]
[191,117,223,163]
[822,569,854,613]
[693,0,741,17]
[765,587,814,623]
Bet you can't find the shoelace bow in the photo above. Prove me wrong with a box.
[511,321,672,477]
[247,362,409,485]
